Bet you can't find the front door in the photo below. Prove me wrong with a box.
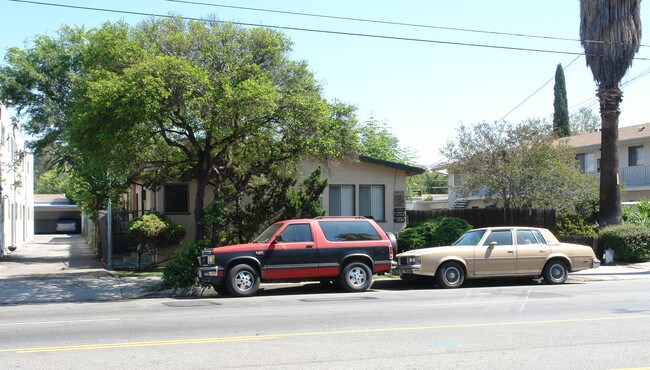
[263,223,320,279]
[473,229,517,276]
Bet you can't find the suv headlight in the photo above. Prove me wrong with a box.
[200,255,216,266]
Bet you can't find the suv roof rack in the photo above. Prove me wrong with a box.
[315,216,368,219]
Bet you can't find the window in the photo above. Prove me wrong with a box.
[532,230,547,244]
[576,154,586,173]
[318,221,381,241]
[164,183,189,213]
[453,174,462,186]
[516,230,538,245]
[329,185,354,216]
[483,230,513,246]
[629,145,644,166]
[278,224,313,242]
[359,185,384,221]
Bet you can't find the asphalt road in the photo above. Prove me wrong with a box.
[1,278,649,369]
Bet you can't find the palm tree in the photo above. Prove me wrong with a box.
[579,0,642,227]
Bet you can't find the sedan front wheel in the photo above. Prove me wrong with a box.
[436,261,465,289]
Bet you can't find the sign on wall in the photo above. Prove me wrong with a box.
[393,191,406,223]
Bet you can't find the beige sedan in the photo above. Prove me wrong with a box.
[396,227,600,288]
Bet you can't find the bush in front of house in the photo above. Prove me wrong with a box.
[128,213,185,270]
[162,239,211,289]
[398,217,472,251]
[555,213,598,237]
[599,224,650,263]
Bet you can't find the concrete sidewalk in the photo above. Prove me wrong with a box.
[1,235,650,305]
[0,234,160,305]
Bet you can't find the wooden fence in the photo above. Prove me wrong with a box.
[558,235,604,260]
[406,208,603,259]
[407,208,556,230]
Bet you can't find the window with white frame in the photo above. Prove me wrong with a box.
[329,185,354,216]
[629,145,644,166]
[359,185,385,221]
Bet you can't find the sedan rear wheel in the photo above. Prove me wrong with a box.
[436,261,465,289]
[543,260,568,284]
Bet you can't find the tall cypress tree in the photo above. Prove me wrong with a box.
[553,63,570,137]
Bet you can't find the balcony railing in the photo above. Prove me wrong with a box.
[620,165,650,186]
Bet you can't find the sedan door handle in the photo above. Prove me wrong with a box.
[507,250,515,253]
[305,244,314,248]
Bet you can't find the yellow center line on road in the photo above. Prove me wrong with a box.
[3,314,650,354]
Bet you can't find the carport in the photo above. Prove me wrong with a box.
[34,194,81,234]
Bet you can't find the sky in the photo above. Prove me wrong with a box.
[2,0,650,167]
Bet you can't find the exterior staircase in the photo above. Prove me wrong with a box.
[451,199,469,209]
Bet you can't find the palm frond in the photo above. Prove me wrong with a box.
[580,0,642,88]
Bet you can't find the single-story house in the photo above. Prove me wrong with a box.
[123,155,425,243]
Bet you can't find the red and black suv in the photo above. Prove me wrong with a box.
[197,217,397,297]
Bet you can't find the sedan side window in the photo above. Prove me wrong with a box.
[531,230,547,244]
[516,230,538,245]
[279,224,313,242]
[483,230,513,246]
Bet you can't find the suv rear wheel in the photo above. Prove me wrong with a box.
[340,262,372,292]
[226,264,260,297]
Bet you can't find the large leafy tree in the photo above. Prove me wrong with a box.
[553,63,570,138]
[570,107,601,135]
[0,18,358,244]
[579,0,641,227]
[441,119,598,213]
[0,24,143,231]
[357,116,416,164]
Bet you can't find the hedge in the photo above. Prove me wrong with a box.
[600,224,650,263]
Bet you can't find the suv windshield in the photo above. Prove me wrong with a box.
[452,230,486,246]
[252,223,282,243]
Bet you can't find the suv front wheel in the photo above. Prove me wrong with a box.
[340,262,372,292]
[226,264,260,297]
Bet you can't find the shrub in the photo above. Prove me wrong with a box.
[398,217,472,251]
[128,213,185,270]
[622,198,650,227]
[162,239,211,288]
[555,213,597,237]
[600,224,650,263]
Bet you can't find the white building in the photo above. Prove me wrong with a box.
[0,105,34,257]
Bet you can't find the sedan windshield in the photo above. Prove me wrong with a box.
[252,223,282,243]
[452,230,486,246]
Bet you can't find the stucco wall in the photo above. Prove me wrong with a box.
[1,105,35,253]
[300,158,409,235]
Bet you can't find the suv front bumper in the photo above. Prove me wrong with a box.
[197,265,225,284]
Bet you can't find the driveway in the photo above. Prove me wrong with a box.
[0,235,155,305]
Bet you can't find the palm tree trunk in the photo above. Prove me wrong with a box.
[597,87,623,227]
